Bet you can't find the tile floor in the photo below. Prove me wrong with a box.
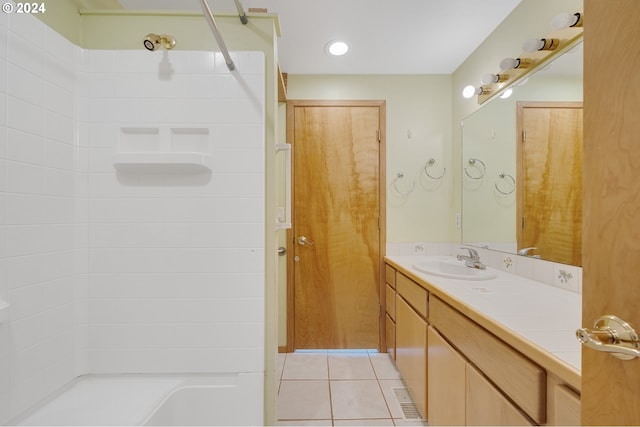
[276,350,428,426]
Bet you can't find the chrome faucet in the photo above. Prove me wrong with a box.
[518,247,540,258]
[457,247,486,270]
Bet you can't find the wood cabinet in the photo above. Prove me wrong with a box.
[393,272,429,419]
[384,262,580,426]
[427,326,466,426]
[396,294,428,418]
[467,365,534,426]
[551,383,581,426]
[385,313,396,359]
[384,266,397,358]
[430,296,545,424]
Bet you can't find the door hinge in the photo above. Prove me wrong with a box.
[521,217,525,229]
[378,216,381,230]
[377,129,381,142]
[522,130,526,142]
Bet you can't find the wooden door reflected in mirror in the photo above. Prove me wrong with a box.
[516,101,583,266]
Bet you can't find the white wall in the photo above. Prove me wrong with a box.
[0,8,81,420]
[83,49,266,374]
[0,6,267,423]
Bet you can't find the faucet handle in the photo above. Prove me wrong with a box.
[518,247,537,256]
[460,247,479,258]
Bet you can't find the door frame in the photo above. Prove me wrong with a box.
[285,99,387,353]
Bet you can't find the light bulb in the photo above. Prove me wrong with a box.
[522,38,559,52]
[499,88,513,99]
[551,12,582,30]
[499,57,532,71]
[481,73,507,85]
[462,85,490,99]
[462,85,478,99]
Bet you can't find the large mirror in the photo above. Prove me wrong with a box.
[462,41,583,266]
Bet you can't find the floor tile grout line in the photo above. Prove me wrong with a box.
[277,352,413,425]
[324,353,335,424]
[370,353,396,421]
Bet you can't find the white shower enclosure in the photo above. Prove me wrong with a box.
[0,9,266,425]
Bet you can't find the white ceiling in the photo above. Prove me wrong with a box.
[115,0,524,74]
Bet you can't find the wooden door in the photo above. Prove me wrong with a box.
[286,100,385,350]
[517,102,583,266]
[582,1,640,424]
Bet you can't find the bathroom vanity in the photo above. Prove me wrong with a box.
[384,256,581,426]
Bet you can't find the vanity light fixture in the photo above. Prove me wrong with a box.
[551,12,583,30]
[522,38,560,53]
[326,40,349,56]
[499,57,533,71]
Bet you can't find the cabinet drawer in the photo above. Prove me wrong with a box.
[386,313,396,359]
[396,273,428,318]
[430,296,546,424]
[385,264,396,289]
[385,284,396,320]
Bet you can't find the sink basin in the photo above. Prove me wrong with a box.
[412,260,497,281]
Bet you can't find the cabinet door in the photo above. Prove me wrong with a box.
[428,326,466,426]
[386,313,396,359]
[466,365,533,426]
[553,385,580,426]
[395,296,428,418]
[385,284,396,320]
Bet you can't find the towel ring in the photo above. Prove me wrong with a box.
[424,158,446,180]
[495,173,516,195]
[392,172,415,196]
[464,158,486,180]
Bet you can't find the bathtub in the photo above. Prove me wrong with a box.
[141,374,263,426]
[14,373,263,426]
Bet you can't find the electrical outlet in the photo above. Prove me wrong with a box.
[455,212,462,229]
[413,242,426,254]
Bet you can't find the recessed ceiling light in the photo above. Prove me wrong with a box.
[326,40,349,56]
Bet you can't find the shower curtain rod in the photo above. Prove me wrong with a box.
[199,0,237,71]
[233,0,249,25]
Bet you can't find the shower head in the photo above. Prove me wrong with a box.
[143,33,176,51]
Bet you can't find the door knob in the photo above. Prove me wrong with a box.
[576,315,640,360]
[297,236,315,246]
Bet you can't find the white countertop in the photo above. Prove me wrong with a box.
[386,256,582,373]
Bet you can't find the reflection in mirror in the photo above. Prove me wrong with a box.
[462,41,583,266]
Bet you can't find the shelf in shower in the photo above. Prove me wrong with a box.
[113,152,213,172]
[0,299,8,324]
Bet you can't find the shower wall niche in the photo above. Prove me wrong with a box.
[114,127,213,171]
